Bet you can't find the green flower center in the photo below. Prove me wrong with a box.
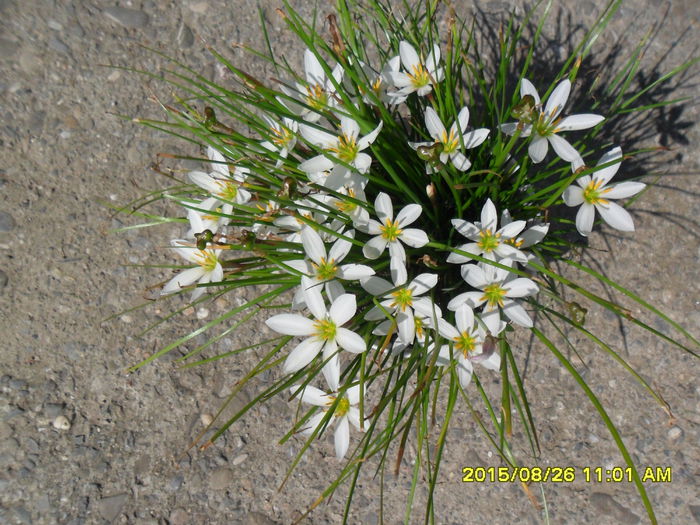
[329,134,359,163]
[215,180,239,201]
[439,129,459,154]
[313,257,338,281]
[582,179,611,205]
[306,84,328,110]
[453,331,477,358]
[477,229,501,253]
[193,250,219,272]
[481,283,507,309]
[379,218,403,242]
[414,317,425,339]
[334,189,358,214]
[271,125,294,147]
[408,63,430,88]
[390,287,413,312]
[313,318,337,341]
[332,397,350,418]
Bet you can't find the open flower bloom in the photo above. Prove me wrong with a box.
[281,49,344,122]
[188,147,251,213]
[185,198,223,237]
[299,117,383,184]
[447,199,528,264]
[500,78,604,166]
[499,209,549,269]
[288,227,375,303]
[562,146,645,236]
[260,115,298,167]
[436,305,501,388]
[357,56,402,106]
[448,262,538,331]
[162,240,223,301]
[412,106,489,172]
[265,278,367,377]
[389,41,444,98]
[325,185,371,229]
[289,382,365,459]
[362,192,429,263]
[361,262,439,344]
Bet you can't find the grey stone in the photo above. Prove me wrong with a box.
[97,493,128,522]
[590,493,640,524]
[0,38,19,59]
[103,7,149,29]
[243,512,278,525]
[48,36,71,56]
[0,270,7,290]
[169,509,189,525]
[0,211,15,232]
[177,23,195,48]
[209,467,233,490]
[689,505,700,524]
[44,403,65,418]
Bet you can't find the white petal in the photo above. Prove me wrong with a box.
[399,228,429,248]
[502,300,533,327]
[300,412,326,436]
[399,40,420,70]
[390,257,407,286]
[293,384,332,406]
[283,337,324,373]
[388,241,406,263]
[357,121,383,150]
[396,204,422,227]
[299,155,335,174]
[396,310,415,344]
[188,171,219,194]
[437,318,459,340]
[424,106,446,140]
[409,273,438,295]
[456,106,470,133]
[461,264,488,289]
[462,128,490,149]
[361,275,392,296]
[330,294,356,326]
[446,243,478,264]
[528,135,548,163]
[521,224,549,247]
[597,201,635,232]
[389,71,413,88]
[505,278,539,298]
[354,153,372,173]
[162,267,206,294]
[450,152,471,171]
[300,124,336,148]
[451,219,480,240]
[456,358,474,388]
[348,408,363,431]
[302,276,327,319]
[374,192,393,222]
[323,354,340,392]
[603,182,646,199]
[334,417,350,459]
[337,264,374,280]
[426,44,441,74]
[562,185,584,206]
[363,235,388,259]
[519,78,540,105]
[544,79,570,120]
[499,220,526,238]
[479,352,501,371]
[455,304,475,333]
[447,291,485,311]
[266,314,316,336]
[347,385,362,405]
[336,328,366,353]
[341,117,360,141]
[594,146,623,186]
[575,203,596,236]
[556,114,604,131]
[499,122,520,136]
[548,134,580,162]
[301,227,327,264]
[304,49,325,85]
[329,233,353,262]
[480,199,498,232]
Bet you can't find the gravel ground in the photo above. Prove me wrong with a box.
[1,1,698,524]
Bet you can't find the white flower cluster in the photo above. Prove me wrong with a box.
[158,42,646,459]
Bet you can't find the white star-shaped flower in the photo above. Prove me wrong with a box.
[500,78,604,167]
[162,240,223,301]
[412,106,489,172]
[562,147,645,236]
[187,147,251,215]
[362,192,429,263]
[389,41,444,98]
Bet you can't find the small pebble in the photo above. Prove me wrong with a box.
[53,415,71,430]
[200,413,213,426]
[47,19,63,31]
[0,211,16,232]
[232,453,248,466]
[196,307,209,320]
[668,426,683,441]
[189,2,209,14]
[49,36,70,55]
[177,23,194,48]
[103,7,149,28]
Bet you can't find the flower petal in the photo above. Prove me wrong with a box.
[396,204,422,227]
[520,78,540,105]
[399,40,420,70]
[502,300,533,327]
[424,106,446,140]
[603,182,646,199]
[594,146,623,186]
[334,416,350,459]
[336,327,366,353]
[548,134,580,162]
[399,228,429,248]
[455,304,475,333]
[341,117,360,141]
[451,219,480,240]
[450,152,471,171]
[597,201,635,232]
[301,227,327,264]
[337,263,374,280]
[363,235,388,259]
[330,294,356,326]
[528,135,548,163]
[462,128,490,149]
[283,337,324,373]
[302,276,327,319]
[162,267,206,294]
[266,314,316,336]
[361,275,392,296]
[409,273,438,295]
[563,185,584,206]
[374,192,393,222]
[480,199,498,232]
[292,384,332,406]
[556,114,604,131]
[299,155,335,174]
[505,278,539,298]
[357,121,383,150]
[544,79,570,120]
[304,49,325,85]
[575,203,596,236]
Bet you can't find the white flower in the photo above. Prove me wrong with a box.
[500,78,604,166]
[188,147,251,213]
[448,262,538,330]
[265,279,367,375]
[499,209,549,269]
[361,262,439,344]
[185,198,222,237]
[389,41,444,98]
[436,305,501,388]
[162,240,223,301]
[412,107,489,172]
[260,115,298,167]
[448,199,528,264]
[280,49,344,122]
[289,382,365,459]
[325,185,371,229]
[288,227,375,303]
[299,117,383,181]
[273,196,337,243]
[562,147,645,236]
[358,56,402,106]
[362,192,429,263]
